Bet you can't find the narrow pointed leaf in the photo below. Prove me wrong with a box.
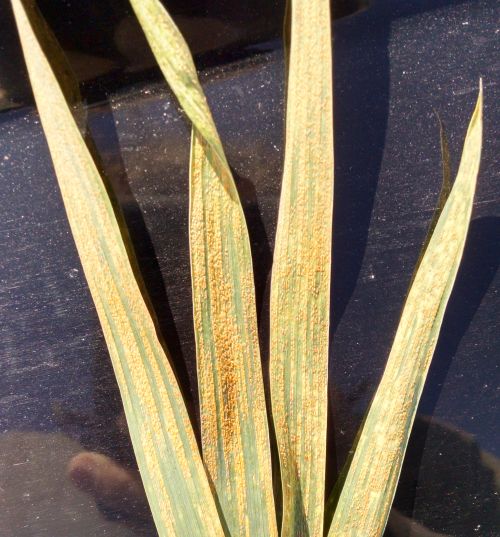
[423,114,453,246]
[328,85,483,537]
[324,112,457,531]
[407,116,453,286]
[190,129,277,537]
[129,0,232,194]
[438,115,453,197]
[129,1,277,535]
[269,0,334,535]
[11,2,226,536]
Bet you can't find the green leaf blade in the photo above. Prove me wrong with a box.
[128,1,278,535]
[129,0,232,193]
[190,129,278,537]
[269,1,334,535]
[11,2,226,536]
[327,84,483,537]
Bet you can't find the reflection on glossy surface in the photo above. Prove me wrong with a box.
[0,432,148,536]
[66,413,500,536]
[0,0,498,535]
[2,0,287,110]
[0,0,368,111]
[389,417,499,536]
[2,417,495,535]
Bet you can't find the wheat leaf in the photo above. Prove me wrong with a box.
[269,0,334,535]
[129,0,233,195]
[128,1,277,535]
[11,1,227,536]
[327,83,483,537]
[189,129,277,537]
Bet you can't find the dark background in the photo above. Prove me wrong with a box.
[0,0,498,535]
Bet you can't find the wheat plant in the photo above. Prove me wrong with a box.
[11,0,483,535]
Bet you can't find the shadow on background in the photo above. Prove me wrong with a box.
[389,216,500,534]
[330,0,474,333]
[2,0,495,534]
[328,0,496,524]
[83,96,199,460]
[420,216,500,418]
[327,0,392,495]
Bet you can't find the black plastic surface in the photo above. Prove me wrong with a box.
[0,1,498,535]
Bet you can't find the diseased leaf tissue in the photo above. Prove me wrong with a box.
[12,0,482,535]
